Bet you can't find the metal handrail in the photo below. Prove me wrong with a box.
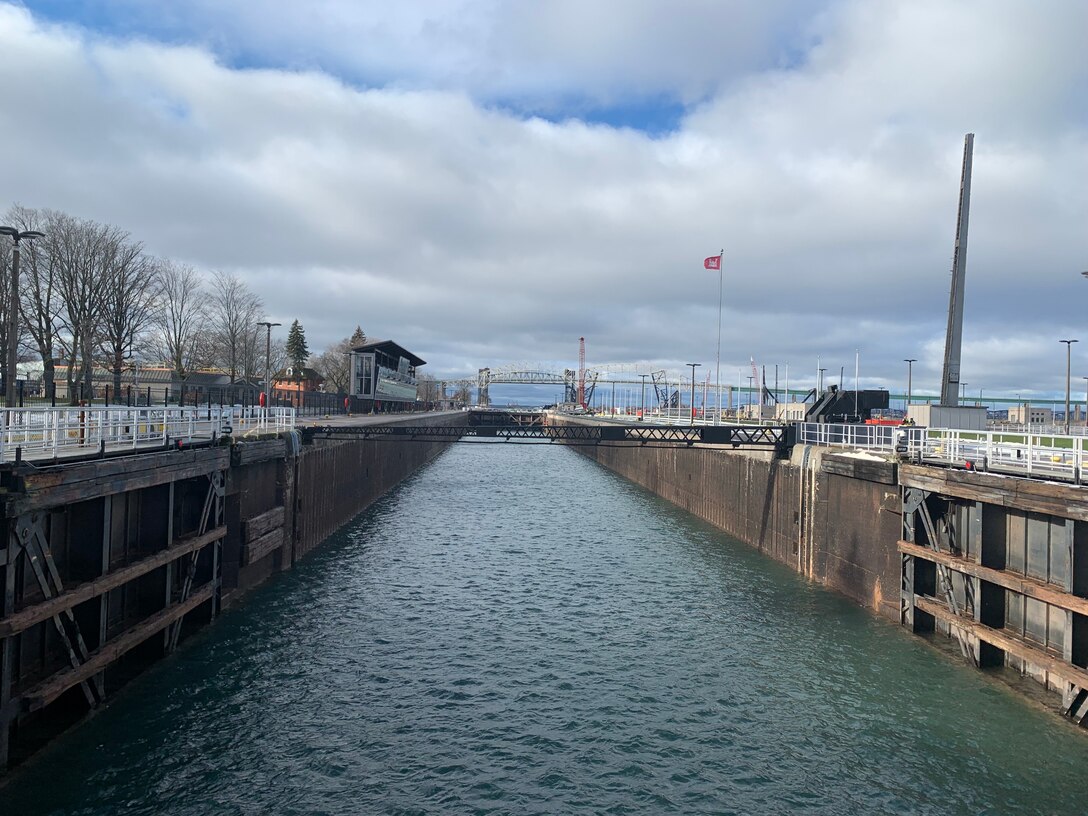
[798,423,1088,484]
[0,405,296,462]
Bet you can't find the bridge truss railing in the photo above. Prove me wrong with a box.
[0,405,296,462]
[799,422,1088,483]
[305,421,789,449]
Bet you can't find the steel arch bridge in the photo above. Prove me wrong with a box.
[471,363,710,408]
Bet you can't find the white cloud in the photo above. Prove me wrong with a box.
[47,0,818,107]
[0,0,1086,400]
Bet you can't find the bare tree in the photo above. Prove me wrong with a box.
[154,260,209,378]
[416,373,441,402]
[311,325,369,394]
[312,337,355,395]
[311,345,349,393]
[98,236,160,393]
[207,271,262,380]
[240,324,263,382]
[9,206,63,395]
[269,338,288,380]
[53,214,117,401]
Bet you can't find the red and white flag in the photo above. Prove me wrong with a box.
[703,255,721,270]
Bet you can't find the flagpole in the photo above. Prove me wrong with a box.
[715,249,723,425]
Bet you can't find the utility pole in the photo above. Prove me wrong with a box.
[0,226,44,406]
[904,358,917,411]
[1061,339,1078,434]
[257,321,281,409]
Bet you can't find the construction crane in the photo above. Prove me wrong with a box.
[649,371,679,409]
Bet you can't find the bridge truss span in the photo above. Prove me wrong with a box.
[303,421,790,450]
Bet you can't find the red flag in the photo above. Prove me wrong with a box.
[703,255,721,270]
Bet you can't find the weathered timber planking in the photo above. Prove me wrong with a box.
[20,583,215,711]
[822,455,897,484]
[899,463,1088,522]
[242,506,285,542]
[0,527,225,637]
[13,446,226,488]
[900,540,1088,617]
[7,453,229,513]
[233,438,286,465]
[242,530,283,566]
[915,594,1088,690]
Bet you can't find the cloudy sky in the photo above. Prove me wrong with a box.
[1,0,1086,402]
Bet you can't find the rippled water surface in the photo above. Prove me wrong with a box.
[6,443,1088,814]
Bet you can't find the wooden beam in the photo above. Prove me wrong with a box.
[899,463,1088,523]
[900,540,1088,618]
[914,595,1088,690]
[242,530,283,566]
[0,527,225,637]
[6,449,230,514]
[232,439,286,465]
[822,455,897,485]
[243,506,285,543]
[19,583,215,712]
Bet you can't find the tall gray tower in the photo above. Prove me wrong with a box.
[939,133,975,406]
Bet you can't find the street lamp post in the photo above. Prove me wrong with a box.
[687,363,701,426]
[639,373,648,421]
[903,358,916,412]
[960,382,968,403]
[257,321,281,410]
[0,227,44,407]
[1061,339,1079,433]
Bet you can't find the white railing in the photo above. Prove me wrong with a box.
[798,423,1088,483]
[0,405,296,462]
[989,421,1088,437]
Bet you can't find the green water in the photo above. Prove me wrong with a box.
[4,442,1087,814]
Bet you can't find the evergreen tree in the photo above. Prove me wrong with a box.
[349,325,367,347]
[285,319,309,374]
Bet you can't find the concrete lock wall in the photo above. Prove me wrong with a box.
[227,412,462,595]
[554,418,903,620]
[0,413,461,773]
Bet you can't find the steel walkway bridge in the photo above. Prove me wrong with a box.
[303,420,789,450]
